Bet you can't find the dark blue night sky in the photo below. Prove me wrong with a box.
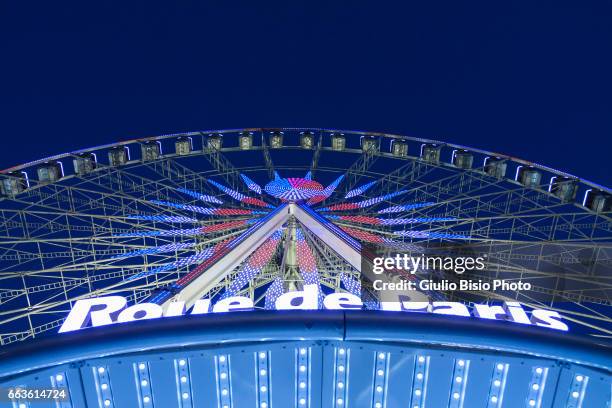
[1,1,611,185]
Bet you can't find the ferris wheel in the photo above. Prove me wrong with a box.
[0,128,610,346]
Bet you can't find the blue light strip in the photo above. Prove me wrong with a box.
[112,242,197,258]
[345,180,377,199]
[378,202,436,214]
[135,362,153,407]
[177,187,223,204]
[175,358,193,408]
[296,347,310,407]
[216,355,232,408]
[150,200,220,215]
[566,373,589,407]
[410,355,430,408]
[128,215,199,223]
[257,351,272,408]
[240,174,263,195]
[339,272,361,297]
[526,366,548,408]
[333,346,349,407]
[448,359,470,408]
[382,217,457,225]
[356,189,408,207]
[371,352,389,408]
[393,230,471,240]
[50,371,71,408]
[486,362,508,407]
[264,278,284,310]
[93,366,114,408]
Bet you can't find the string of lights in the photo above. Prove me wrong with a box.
[344,180,377,199]
[378,202,436,214]
[240,173,263,194]
[111,241,197,259]
[317,189,408,211]
[208,179,273,208]
[325,215,458,226]
[150,200,267,215]
[306,175,345,205]
[176,187,224,204]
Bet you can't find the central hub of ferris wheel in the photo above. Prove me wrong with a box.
[263,173,324,202]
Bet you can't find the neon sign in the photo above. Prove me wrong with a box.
[58,284,568,333]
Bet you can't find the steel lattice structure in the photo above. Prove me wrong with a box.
[0,128,611,347]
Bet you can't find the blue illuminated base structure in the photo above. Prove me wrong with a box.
[0,312,610,408]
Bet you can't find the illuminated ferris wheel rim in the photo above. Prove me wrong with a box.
[1,127,609,196]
